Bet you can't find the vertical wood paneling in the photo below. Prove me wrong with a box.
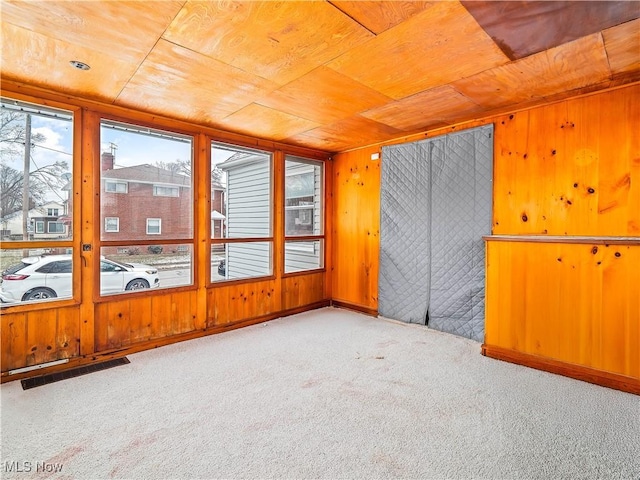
[331,147,381,309]
[493,85,640,236]
[282,272,325,310]
[94,290,199,351]
[486,242,639,378]
[80,110,99,356]
[1,307,80,370]
[207,279,280,327]
[1,312,27,370]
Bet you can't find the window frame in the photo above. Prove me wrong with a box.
[153,185,179,197]
[209,141,274,284]
[104,217,119,233]
[283,156,325,275]
[98,117,195,300]
[0,96,78,311]
[105,180,128,193]
[146,218,162,235]
[47,221,65,234]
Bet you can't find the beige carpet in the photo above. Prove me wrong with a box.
[1,307,639,479]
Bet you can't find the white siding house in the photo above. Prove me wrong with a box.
[220,153,271,279]
[0,201,68,240]
[218,153,323,280]
[284,159,323,273]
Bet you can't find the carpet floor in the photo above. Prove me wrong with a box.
[1,307,639,479]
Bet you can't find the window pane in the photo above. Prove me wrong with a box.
[0,248,74,305]
[100,121,193,241]
[99,244,193,296]
[146,218,161,235]
[211,242,272,282]
[285,240,323,273]
[105,217,119,232]
[212,143,271,239]
[0,99,73,243]
[285,157,323,236]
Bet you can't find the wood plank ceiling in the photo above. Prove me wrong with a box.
[1,1,638,152]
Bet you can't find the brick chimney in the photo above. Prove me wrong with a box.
[101,152,114,171]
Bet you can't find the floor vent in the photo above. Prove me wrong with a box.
[20,357,130,390]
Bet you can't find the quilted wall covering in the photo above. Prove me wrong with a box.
[379,125,493,342]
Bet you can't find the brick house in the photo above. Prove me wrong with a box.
[100,152,193,252]
[211,179,225,239]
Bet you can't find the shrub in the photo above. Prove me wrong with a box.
[147,245,163,254]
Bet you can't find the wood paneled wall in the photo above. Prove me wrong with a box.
[332,84,639,390]
[0,83,330,380]
[485,241,639,380]
[331,148,381,311]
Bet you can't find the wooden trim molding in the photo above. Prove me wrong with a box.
[482,344,640,395]
[331,299,378,317]
[483,235,640,245]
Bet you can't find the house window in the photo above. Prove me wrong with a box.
[100,119,193,296]
[211,142,272,283]
[105,181,128,193]
[153,185,179,197]
[0,97,74,308]
[284,157,324,273]
[146,218,161,235]
[105,217,119,232]
[47,222,65,234]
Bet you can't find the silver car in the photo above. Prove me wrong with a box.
[0,255,159,303]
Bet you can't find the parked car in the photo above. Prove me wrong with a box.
[0,255,159,303]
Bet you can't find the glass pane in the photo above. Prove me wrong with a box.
[99,244,193,296]
[211,242,272,282]
[212,143,271,239]
[0,99,73,242]
[285,157,323,236]
[285,240,323,273]
[1,248,74,305]
[100,121,193,241]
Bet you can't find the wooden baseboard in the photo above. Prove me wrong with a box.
[331,299,378,317]
[482,344,640,395]
[1,300,330,384]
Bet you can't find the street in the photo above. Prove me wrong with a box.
[158,266,225,288]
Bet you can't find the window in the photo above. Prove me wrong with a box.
[0,99,73,247]
[36,260,72,274]
[105,181,128,193]
[47,222,65,234]
[105,217,119,232]
[153,185,179,197]
[100,120,193,296]
[146,218,161,235]
[210,142,272,282]
[284,157,324,273]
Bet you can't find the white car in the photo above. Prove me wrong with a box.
[0,255,159,303]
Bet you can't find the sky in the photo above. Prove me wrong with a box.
[1,107,239,206]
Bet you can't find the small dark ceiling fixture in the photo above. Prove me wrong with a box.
[69,60,91,71]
